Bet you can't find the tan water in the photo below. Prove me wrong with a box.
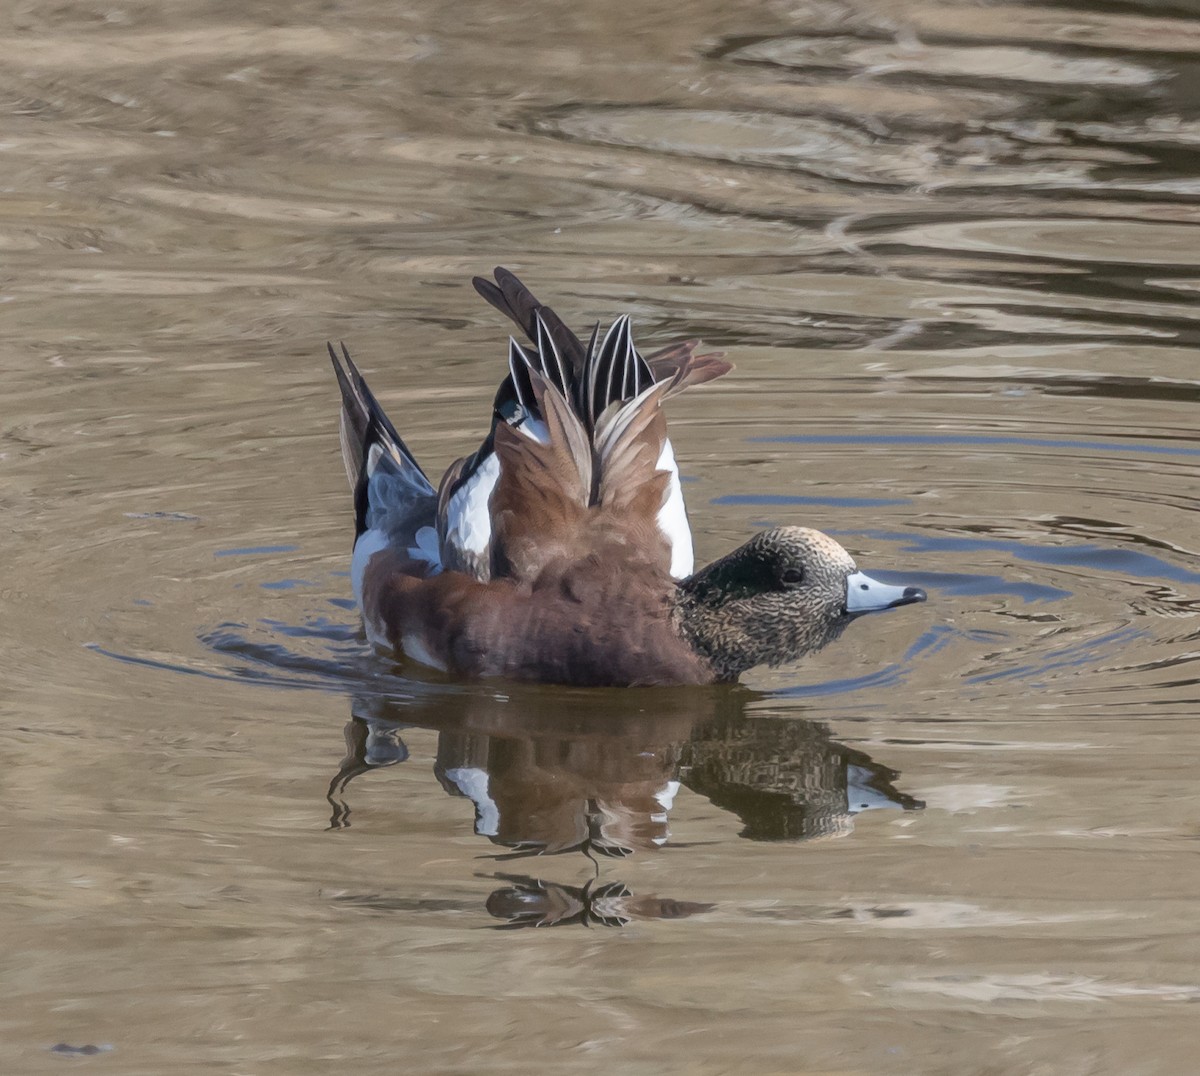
[4,0,1200,1071]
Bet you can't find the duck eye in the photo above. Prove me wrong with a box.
[780,567,804,586]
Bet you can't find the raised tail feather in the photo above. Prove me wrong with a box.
[473,266,587,377]
[328,342,435,540]
[473,267,733,428]
[330,272,730,582]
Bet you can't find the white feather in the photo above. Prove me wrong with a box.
[445,452,500,562]
[655,439,693,579]
[519,416,550,445]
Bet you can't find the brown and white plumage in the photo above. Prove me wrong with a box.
[330,269,925,686]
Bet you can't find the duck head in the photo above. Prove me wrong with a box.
[673,526,925,682]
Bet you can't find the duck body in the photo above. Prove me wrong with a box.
[360,541,711,686]
[331,269,925,686]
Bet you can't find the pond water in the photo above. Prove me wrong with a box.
[4,0,1200,1072]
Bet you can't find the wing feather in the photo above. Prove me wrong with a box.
[594,381,673,518]
[489,372,593,581]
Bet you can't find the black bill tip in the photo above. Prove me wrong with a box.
[889,586,927,608]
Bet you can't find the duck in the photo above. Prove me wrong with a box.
[329,268,925,687]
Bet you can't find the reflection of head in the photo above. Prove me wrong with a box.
[683,715,924,841]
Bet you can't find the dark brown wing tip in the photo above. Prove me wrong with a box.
[472,275,504,305]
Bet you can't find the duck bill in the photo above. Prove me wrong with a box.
[845,571,926,615]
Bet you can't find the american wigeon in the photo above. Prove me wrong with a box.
[330,268,925,686]
[331,689,920,848]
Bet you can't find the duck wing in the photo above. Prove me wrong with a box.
[489,332,701,585]
[329,343,440,646]
[442,272,729,582]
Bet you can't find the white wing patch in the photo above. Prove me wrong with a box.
[444,452,500,565]
[442,421,545,570]
[655,439,693,579]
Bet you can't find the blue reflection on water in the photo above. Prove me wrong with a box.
[858,529,1200,585]
[865,568,1068,603]
[963,625,1145,686]
[749,433,1200,457]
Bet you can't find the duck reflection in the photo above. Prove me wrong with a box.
[485,874,715,930]
[682,714,924,841]
[327,685,922,851]
[327,686,922,928]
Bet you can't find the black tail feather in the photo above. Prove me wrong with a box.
[473,269,720,434]
[328,341,430,487]
[472,267,586,375]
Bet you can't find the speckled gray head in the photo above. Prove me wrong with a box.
[674,526,926,681]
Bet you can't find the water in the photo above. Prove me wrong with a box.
[4,0,1200,1071]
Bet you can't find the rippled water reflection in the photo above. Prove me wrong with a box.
[4,0,1200,1071]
